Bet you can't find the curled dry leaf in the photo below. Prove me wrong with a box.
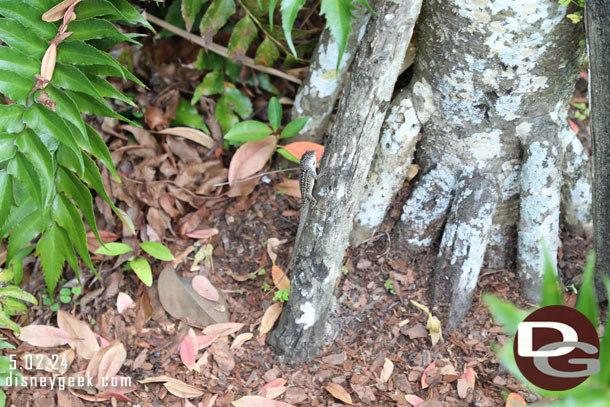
[266,238,285,265]
[228,136,277,183]
[180,328,200,372]
[421,362,436,389]
[18,325,73,347]
[380,358,394,383]
[57,310,99,359]
[116,292,135,314]
[279,142,324,162]
[259,302,282,336]
[97,342,127,389]
[405,394,426,406]
[203,322,245,336]
[42,0,81,21]
[156,127,215,149]
[457,367,476,399]
[231,395,296,407]
[192,275,220,302]
[273,179,300,198]
[40,43,57,84]
[271,265,290,291]
[324,382,353,405]
[426,313,443,345]
[231,332,253,350]
[185,228,219,240]
[139,377,204,399]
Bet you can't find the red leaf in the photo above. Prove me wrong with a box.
[192,275,219,302]
[279,142,324,162]
[180,328,199,372]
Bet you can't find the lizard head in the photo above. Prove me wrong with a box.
[301,150,318,167]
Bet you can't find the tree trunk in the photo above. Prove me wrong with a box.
[391,0,590,327]
[587,0,610,295]
[267,0,422,363]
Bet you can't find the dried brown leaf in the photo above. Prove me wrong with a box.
[259,302,282,336]
[324,382,353,405]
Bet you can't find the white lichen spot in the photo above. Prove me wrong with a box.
[295,302,316,329]
[384,14,395,21]
[412,79,435,123]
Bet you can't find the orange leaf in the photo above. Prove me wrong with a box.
[569,119,579,134]
[274,179,301,198]
[324,382,352,404]
[228,137,277,183]
[271,265,290,291]
[279,142,324,162]
[506,393,527,407]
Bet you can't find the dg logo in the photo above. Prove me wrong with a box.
[514,305,600,391]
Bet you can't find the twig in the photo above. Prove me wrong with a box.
[213,167,298,187]
[143,12,302,85]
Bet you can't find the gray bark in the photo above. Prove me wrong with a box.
[586,0,610,295]
[392,0,589,327]
[267,0,422,362]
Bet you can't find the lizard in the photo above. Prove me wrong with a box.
[299,150,318,207]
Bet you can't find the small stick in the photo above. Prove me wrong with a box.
[213,167,298,187]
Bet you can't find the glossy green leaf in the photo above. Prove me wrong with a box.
[95,242,133,256]
[199,0,235,42]
[0,69,33,105]
[6,203,43,264]
[224,120,272,142]
[223,87,253,119]
[1,197,35,243]
[280,116,309,138]
[0,311,20,333]
[5,245,34,286]
[320,0,355,67]
[52,63,106,103]
[224,59,242,83]
[52,194,94,271]
[63,90,137,126]
[28,0,56,12]
[182,0,205,31]
[140,241,175,261]
[575,252,598,327]
[194,49,224,71]
[0,0,56,39]
[215,96,239,134]
[85,124,120,181]
[74,0,124,21]
[280,0,305,56]
[79,62,145,88]
[0,17,47,58]
[0,104,25,133]
[192,70,224,103]
[276,147,299,163]
[56,166,101,243]
[0,46,40,77]
[7,153,42,210]
[0,134,16,162]
[482,294,529,335]
[46,86,88,139]
[255,37,280,67]
[268,0,278,30]
[0,340,15,350]
[254,73,279,95]
[171,98,209,132]
[0,171,13,233]
[228,16,257,62]
[0,286,37,304]
[57,41,124,72]
[67,18,139,44]
[84,72,136,106]
[36,223,77,295]
[107,0,154,29]
[267,97,282,131]
[16,130,54,205]
[540,245,563,307]
[128,257,153,286]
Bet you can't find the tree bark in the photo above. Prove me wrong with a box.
[267,0,422,363]
[587,0,610,294]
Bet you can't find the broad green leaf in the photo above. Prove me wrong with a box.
[254,37,280,67]
[597,276,610,385]
[216,96,239,134]
[228,16,257,62]
[85,124,120,181]
[57,41,125,74]
[199,0,235,42]
[0,286,37,304]
[0,69,33,105]
[67,18,138,43]
[52,194,94,271]
[254,73,279,95]
[6,204,43,265]
[280,0,306,56]
[29,0,57,12]
[74,0,124,21]
[0,46,40,78]
[194,49,224,71]
[36,223,77,295]
[107,0,154,29]
[224,87,253,119]
[63,90,137,126]
[280,116,309,138]
[0,0,56,39]
[0,17,47,58]
[276,147,299,163]
[1,198,35,243]
[128,257,153,286]
[84,72,136,106]
[56,166,101,242]
[482,294,529,335]
[4,297,27,313]
[7,153,42,210]
[192,70,224,102]
[224,120,272,142]
[23,104,83,170]
[182,0,205,31]
[52,63,106,103]
[575,252,598,327]
[0,171,13,232]
[140,241,175,261]
[0,311,20,333]
[16,129,54,205]
[267,97,282,131]
[320,0,355,67]
[0,104,25,133]
[268,0,278,29]
[95,242,133,256]
[80,63,145,88]
[46,86,88,139]
[171,98,210,132]
[224,59,242,83]
[0,340,15,350]
[540,246,563,307]
[159,0,186,38]
[0,134,16,162]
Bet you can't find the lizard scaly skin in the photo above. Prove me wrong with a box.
[299,150,317,207]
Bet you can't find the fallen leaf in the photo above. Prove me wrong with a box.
[266,238,285,265]
[260,378,287,391]
[57,310,99,359]
[97,342,127,389]
[18,325,73,347]
[271,265,289,291]
[116,292,134,314]
[259,303,282,336]
[203,322,245,336]
[260,387,287,400]
[278,142,324,162]
[204,394,219,407]
[457,367,476,399]
[506,393,527,407]
[405,394,426,406]
[426,314,443,345]
[231,333,253,350]
[380,358,394,383]
[421,362,436,389]
[324,382,352,405]
[273,179,300,198]
[180,328,200,372]
[228,137,277,183]
[164,380,205,398]
[156,127,215,149]
[231,395,296,407]
[197,333,220,350]
[192,275,220,302]
[185,228,219,239]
